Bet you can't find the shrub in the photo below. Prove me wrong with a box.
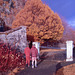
[0,41,25,72]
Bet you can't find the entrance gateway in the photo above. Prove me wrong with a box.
[32,41,74,61]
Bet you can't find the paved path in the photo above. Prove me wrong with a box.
[16,60,58,75]
[16,49,75,75]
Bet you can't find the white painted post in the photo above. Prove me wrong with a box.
[33,42,40,59]
[66,41,73,61]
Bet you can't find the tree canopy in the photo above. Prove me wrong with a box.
[12,0,64,43]
[0,0,26,27]
[61,19,75,44]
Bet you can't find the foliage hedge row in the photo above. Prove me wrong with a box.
[0,40,25,72]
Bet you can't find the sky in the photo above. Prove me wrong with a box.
[42,0,75,29]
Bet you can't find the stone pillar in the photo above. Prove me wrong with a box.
[33,42,40,58]
[66,41,73,61]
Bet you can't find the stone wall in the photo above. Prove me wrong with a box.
[0,26,27,53]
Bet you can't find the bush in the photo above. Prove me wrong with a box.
[0,41,25,72]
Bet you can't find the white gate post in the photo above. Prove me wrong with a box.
[66,41,73,61]
[33,42,40,59]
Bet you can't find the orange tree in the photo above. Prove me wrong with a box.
[12,0,64,43]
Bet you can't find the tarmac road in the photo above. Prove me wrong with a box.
[16,49,75,75]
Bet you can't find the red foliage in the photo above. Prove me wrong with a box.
[0,41,25,72]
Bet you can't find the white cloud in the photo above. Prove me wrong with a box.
[68,18,75,27]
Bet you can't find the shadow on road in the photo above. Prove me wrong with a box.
[55,63,64,75]
[38,52,48,65]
